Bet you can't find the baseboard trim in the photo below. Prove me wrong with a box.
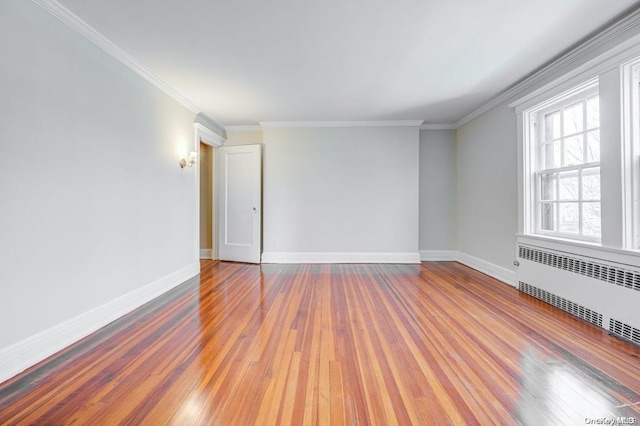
[419,250,458,261]
[261,252,421,264]
[456,252,517,287]
[0,262,200,385]
[200,249,212,259]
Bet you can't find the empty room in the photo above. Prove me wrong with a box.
[2,0,640,424]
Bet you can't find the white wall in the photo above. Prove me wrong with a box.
[419,130,456,250]
[262,127,419,260]
[0,0,198,364]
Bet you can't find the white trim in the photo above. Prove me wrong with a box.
[514,78,600,115]
[261,251,517,286]
[458,8,640,128]
[194,113,226,137]
[225,126,263,132]
[200,249,212,259]
[261,252,421,264]
[194,123,225,147]
[32,0,223,131]
[511,38,640,114]
[259,121,424,128]
[622,59,640,250]
[456,252,517,287]
[419,250,458,261]
[0,262,200,385]
[419,124,457,130]
[194,127,221,266]
[517,234,640,267]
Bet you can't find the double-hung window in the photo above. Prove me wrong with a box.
[529,85,601,242]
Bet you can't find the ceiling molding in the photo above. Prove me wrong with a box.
[419,124,456,130]
[510,35,640,113]
[225,126,263,132]
[454,5,640,129]
[32,0,224,130]
[259,120,424,128]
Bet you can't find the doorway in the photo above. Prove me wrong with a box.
[194,124,262,264]
[199,142,215,259]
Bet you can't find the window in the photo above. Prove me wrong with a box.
[527,84,601,242]
[517,44,640,252]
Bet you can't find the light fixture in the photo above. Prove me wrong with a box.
[180,151,198,168]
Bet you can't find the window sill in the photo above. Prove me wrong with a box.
[516,233,640,268]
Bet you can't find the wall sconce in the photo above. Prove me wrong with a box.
[180,151,198,168]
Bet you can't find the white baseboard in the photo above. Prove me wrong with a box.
[0,262,200,385]
[200,249,212,259]
[261,252,421,264]
[419,250,458,261]
[456,252,517,287]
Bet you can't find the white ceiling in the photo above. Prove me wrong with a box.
[56,0,638,126]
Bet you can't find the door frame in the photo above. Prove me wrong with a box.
[194,122,226,264]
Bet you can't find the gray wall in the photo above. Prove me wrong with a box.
[419,130,456,250]
[262,127,419,254]
[0,1,197,349]
[456,107,518,269]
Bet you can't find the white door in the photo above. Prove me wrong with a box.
[218,144,261,263]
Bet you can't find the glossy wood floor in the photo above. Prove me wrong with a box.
[1,261,640,425]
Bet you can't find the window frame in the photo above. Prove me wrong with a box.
[526,83,601,243]
[623,59,640,250]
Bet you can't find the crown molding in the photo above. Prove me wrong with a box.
[32,0,223,129]
[225,126,263,132]
[510,35,640,114]
[419,123,456,130]
[259,120,424,128]
[194,113,226,136]
[455,5,640,129]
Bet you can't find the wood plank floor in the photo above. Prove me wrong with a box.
[1,261,639,425]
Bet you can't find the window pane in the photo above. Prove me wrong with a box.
[563,135,584,166]
[540,202,555,231]
[540,173,556,201]
[582,167,600,201]
[542,142,561,169]
[559,171,579,200]
[559,203,579,234]
[586,96,599,129]
[586,131,600,162]
[563,102,584,135]
[544,111,561,140]
[582,202,601,238]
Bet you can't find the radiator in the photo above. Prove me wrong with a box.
[517,243,640,346]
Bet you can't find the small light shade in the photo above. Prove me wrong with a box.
[180,151,198,168]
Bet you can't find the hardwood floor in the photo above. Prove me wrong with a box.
[1,261,639,425]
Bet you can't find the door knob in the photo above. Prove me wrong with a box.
[253,207,257,212]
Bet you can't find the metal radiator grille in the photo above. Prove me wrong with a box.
[519,281,603,327]
[609,319,640,346]
[518,246,640,292]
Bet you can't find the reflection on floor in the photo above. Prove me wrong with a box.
[518,346,640,424]
[0,261,639,424]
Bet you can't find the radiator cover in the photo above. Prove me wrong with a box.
[517,243,640,347]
